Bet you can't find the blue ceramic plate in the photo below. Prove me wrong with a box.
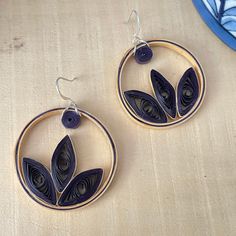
[192,0,236,50]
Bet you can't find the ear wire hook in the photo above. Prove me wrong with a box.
[56,77,79,113]
[127,10,150,54]
[128,10,141,41]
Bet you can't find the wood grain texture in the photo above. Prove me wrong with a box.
[0,0,236,235]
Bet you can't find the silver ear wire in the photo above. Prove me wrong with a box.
[128,10,141,42]
[56,77,79,113]
[127,10,150,54]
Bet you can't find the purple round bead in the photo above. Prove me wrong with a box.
[62,110,81,129]
[135,45,153,64]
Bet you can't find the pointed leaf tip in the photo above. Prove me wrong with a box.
[58,168,103,206]
[177,67,199,116]
[23,157,56,205]
[124,90,167,123]
[151,69,176,118]
[51,135,76,192]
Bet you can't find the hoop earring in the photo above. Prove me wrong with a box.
[117,10,206,128]
[15,77,117,210]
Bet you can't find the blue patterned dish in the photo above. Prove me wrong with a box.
[192,0,236,50]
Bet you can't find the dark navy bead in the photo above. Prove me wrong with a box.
[135,45,153,64]
[62,110,81,129]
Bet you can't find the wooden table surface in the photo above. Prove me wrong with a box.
[1,0,236,235]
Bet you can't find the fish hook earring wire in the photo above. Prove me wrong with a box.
[56,77,80,114]
[127,10,151,55]
[117,10,206,128]
[15,76,117,210]
[56,77,81,127]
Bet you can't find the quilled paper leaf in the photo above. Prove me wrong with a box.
[23,158,56,205]
[151,69,176,118]
[177,68,199,116]
[51,135,76,192]
[124,90,167,123]
[58,168,103,206]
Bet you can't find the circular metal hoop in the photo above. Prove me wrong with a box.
[117,39,206,128]
[15,108,117,210]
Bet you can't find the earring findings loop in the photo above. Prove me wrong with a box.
[127,10,150,54]
[56,77,79,114]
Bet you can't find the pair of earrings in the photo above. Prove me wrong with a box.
[15,10,206,210]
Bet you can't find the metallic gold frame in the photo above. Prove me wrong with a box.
[117,39,206,128]
[15,108,117,210]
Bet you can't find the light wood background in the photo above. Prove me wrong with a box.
[0,0,236,235]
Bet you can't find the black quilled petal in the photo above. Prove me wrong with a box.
[23,158,57,205]
[124,90,167,123]
[51,135,76,192]
[135,45,153,64]
[58,168,103,206]
[177,68,199,116]
[151,69,176,118]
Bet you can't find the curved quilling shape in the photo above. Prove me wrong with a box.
[51,135,76,192]
[135,45,153,64]
[61,110,81,129]
[124,90,167,123]
[151,69,176,118]
[23,158,56,205]
[177,68,199,116]
[58,168,103,206]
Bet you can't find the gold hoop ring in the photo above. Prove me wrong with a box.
[15,108,117,210]
[117,39,206,128]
